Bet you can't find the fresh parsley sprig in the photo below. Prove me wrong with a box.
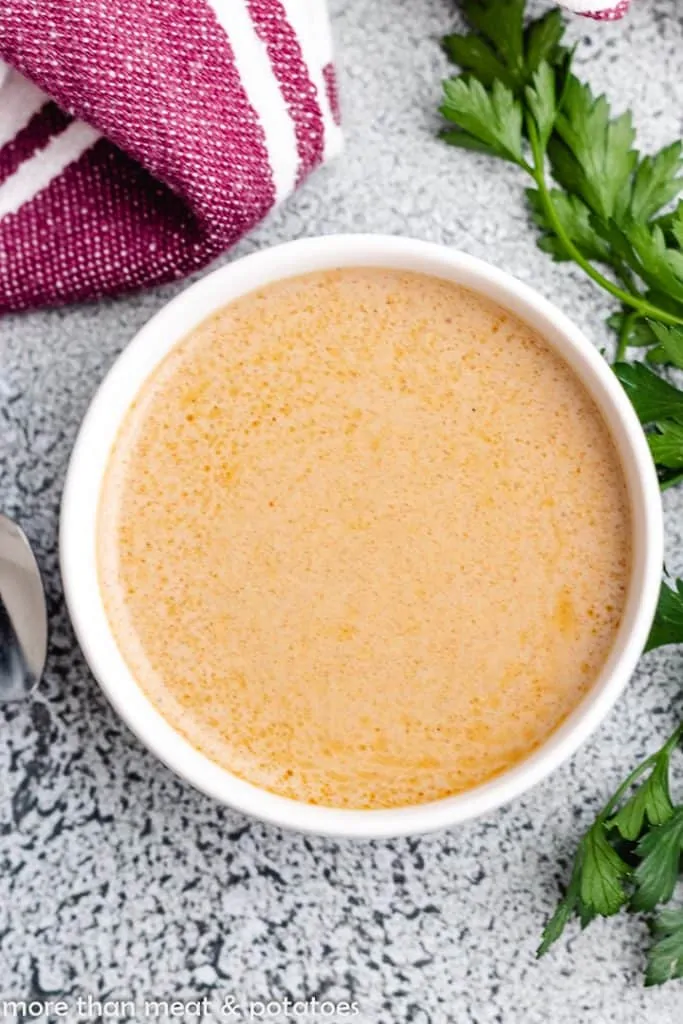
[533,581,683,985]
[647,908,683,986]
[537,721,682,984]
[647,577,683,651]
[439,0,683,489]
[436,0,683,985]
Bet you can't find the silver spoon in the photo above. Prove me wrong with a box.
[0,513,47,701]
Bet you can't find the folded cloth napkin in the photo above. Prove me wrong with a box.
[0,1,342,313]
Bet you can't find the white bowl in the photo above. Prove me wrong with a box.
[60,235,663,837]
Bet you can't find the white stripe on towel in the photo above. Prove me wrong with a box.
[207,0,299,204]
[0,121,101,218]
[281,0,343,162]
[0,68,50,150]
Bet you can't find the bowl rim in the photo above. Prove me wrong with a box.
[60,234,664,838]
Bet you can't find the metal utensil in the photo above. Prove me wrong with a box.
[0,513,47,701]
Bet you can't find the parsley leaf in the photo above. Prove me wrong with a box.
[461,0,526,82]
[525,62,556,150]
[649,422,683,469]
[622,223,683,307]
[672,204,683,249]
[646,578,683,651]
[614,362,683,424]
[552,76,637,222]
[439,127,507,158]
[646,322,683,369]
[441,78,524,165]
[632,809,683,911]
[444,0,563,93]
[628,142,683,224]
[646,908,683,986]
[537,817,630,957]
[536,847,583,957]
[580,821,631,916]
[442,33,515,89]
[524,9,565,74]
[653,200,683,244]
[527,188,611,264]
[609,756,674,841]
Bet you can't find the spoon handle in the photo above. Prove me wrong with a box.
[0,514,48,702]
[0,593,35,701]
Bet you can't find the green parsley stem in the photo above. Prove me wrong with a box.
[526,121,683,329]
[615,312,637,363]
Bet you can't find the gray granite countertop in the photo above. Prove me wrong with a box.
[2,1,683,1021]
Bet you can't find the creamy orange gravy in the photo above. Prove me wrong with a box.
[98,269,631,809]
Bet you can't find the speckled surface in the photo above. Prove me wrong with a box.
[1,1,682,1020]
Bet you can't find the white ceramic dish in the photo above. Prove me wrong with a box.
[60,234,663,837]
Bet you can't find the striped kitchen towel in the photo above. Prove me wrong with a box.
[561,0,630,18]
[0,1,342,313]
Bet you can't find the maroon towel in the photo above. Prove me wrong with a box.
[0,1,342,313]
